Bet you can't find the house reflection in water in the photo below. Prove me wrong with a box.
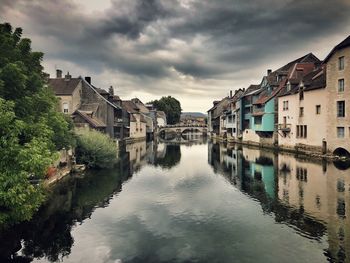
[119,141,182,178]
[208,142,350,262]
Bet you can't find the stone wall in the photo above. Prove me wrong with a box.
[326,47,350,154]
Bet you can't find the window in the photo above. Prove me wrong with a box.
[304,125,307,138]
[63,102,69,114]
[338,79,345,92]
[255,116,262,125]
[287,83,291,91]
[337,127,345,138]
[283,101,289,111]
[296,167,308,182]
[296,125,300,138]
[337,101,345,117]
[299,107,304,117]
[316,105,321,114]
[299,88,304,100]
[339,56,345,70]
[296,125,307,138]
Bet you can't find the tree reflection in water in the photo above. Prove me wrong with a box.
[154,145,181,169]
[0,141,183,262]
[0,168,125,262]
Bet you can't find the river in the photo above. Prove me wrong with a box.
[1,138,349,262]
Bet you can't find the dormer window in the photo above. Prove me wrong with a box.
[287,82,291,91]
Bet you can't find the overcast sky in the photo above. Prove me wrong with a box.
[1,0,350,112]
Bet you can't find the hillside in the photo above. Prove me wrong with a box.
[181,112,207,118]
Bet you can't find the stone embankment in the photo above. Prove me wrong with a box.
[210,134,350,161]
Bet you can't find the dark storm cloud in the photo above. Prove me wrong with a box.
[1,0,350,103]
[93,0,170,39]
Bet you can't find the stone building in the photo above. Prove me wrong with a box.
[207,97,231,137]
[250,53,320,145]
[131,98,156,139]
[49,70,126,140]
[324,35,350,156]
[277,67,327,153]
[223,89,244,140]
[49,70,82,114]
[122,100,147,140]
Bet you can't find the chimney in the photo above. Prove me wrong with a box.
[267,69,272,75]
[64,71,71,81]
[85,76,91,84]
[230,90,233,98]
[109,86,114,96]
[56,69,62,78]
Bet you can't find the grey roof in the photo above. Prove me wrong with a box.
[48,78,81,95]
[74,110,106,128]
[278,68,326,97]
[324,35,350,63]
[81,78,121,109]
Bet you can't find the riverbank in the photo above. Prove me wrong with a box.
[210,134,349,162]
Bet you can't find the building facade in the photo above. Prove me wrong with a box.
[325,36,350,156]
[277,68,327,152]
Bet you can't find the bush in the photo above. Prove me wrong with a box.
[75,129,118,169]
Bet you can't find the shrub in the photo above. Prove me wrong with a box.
[75,129,118,169]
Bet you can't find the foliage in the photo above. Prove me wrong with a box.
[0,22,75,226]
[149,96,182,124]
[75,129,118,169]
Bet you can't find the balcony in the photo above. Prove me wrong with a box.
[278,124,291,132]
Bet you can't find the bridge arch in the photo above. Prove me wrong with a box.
[158,125,208,135]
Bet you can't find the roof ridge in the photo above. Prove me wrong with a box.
[81,78,121,110]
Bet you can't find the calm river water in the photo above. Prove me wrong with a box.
[1,138,350,262]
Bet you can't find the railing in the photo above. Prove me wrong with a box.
[163,124,207,128]
[253,107,264,113]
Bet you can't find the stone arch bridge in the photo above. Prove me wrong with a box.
[158,124,208,136]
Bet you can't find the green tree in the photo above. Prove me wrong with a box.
[149,96,182,124]
[75,129,118,169]
[0,23,74,226]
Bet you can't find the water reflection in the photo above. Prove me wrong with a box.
[0,168,127,262]
[1,139,350,262]
[209,142,350,262]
